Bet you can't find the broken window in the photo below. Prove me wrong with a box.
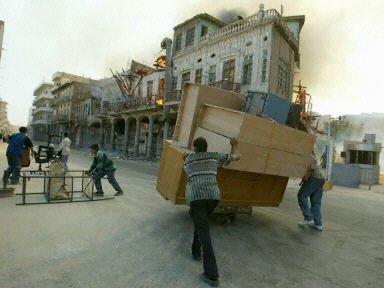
[278,59,290,97]
[195,68,203,84]
[242,55,253,85]
[181,72,191,89]
[201,25,208,37]
[185,27,195,47]
[222,59,236,83]
[208,65,216,85]
[175,33,182,52]
[261,49,268,82]
[147,80,153,98]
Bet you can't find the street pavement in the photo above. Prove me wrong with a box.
[0,142,384,288]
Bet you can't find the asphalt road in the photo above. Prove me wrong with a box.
[0,143,383,288]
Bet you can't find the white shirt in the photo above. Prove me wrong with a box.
[59,137,71,156]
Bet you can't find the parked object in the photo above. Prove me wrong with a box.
[244,91,292,124]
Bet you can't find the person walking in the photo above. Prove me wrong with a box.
[183,137,240,287]
[297,152,325,231]
[4,127,33,184]
[88,144,124,197]
[58,132,71,171]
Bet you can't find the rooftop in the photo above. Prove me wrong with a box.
[33,82,54,96]
[173,13,225,30]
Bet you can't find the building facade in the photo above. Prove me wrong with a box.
[49,72,98,144]
[32,5,305,159]
[99,5,305,158]
[0,98,11,137]
[30,83,54,142]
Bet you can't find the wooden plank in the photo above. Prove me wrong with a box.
[193,127,231,154]
[198,104,315,157]
[156,141,189,203]
[192,126,310,178]
[196,105,243,138]
[265,150,312,178]
[270,123,315,156]
[173,83,244,148]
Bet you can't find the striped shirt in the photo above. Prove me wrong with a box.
[310,156,325,179]
[183,152,229,205]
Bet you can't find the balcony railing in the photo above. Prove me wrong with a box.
[53,94,71,105]
[33,94,53,106]
[33,106,53,114]
[49,114,69,122]
[100,96,161,114]
[211,80,241,93]
[199,9,298,48]
[31,118,49,125]
[167,90,182,102]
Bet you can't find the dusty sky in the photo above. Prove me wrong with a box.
[0,0,383,125]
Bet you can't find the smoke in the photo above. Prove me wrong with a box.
[216,8,247,24]
[1,0,384,126]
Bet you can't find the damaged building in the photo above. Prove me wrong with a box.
[30,5,305,159]
[98,5,305,158]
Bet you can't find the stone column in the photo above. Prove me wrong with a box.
[133,117,141,156]
[163,120,170,141]
[123,117,130,154]
[100,120,105,150]
[146,116,155,158]
[111,119,116,150]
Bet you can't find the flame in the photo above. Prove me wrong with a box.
[154,55,166,69]
[155,97,164,106]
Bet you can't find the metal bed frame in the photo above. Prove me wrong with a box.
[16,169,114,205]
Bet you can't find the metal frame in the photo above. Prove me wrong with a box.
[16,169,114,205]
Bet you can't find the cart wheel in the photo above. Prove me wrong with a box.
[220,215,229,225]
[228,213,236,222]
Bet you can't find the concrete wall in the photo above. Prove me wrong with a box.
[331,163,361,188]
[269,26,296,100]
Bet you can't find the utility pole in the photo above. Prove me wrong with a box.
[160,37,173,140]
[326,119,334,181]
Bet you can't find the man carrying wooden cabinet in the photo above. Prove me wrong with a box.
[297,152,325,231]
[183,137,240,287]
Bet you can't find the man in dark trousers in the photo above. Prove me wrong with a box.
[4,127,33,184]
[297,152,325,231]
[88,144,124,197]
[183,137,240,286]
